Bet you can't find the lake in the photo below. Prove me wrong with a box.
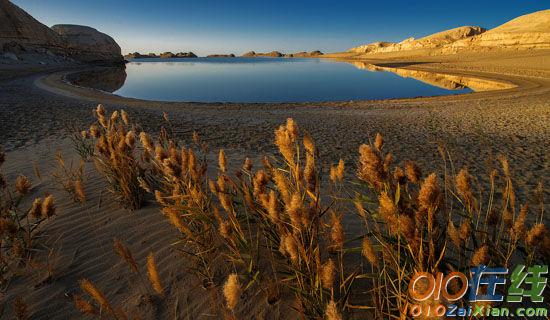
[75,58,486,103]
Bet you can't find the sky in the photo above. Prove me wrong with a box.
[12,0,549,56]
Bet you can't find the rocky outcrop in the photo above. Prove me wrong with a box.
[443,9,550,53]
[159,52,175,58]
[0,0,64,51]
[175,52,197,58]
[348,42,394,54]
[290,50,324,57]
[349,10,550,55]
[242,50,322,58]
[124,52,158,59]
[158,51,197,58]
[51,24,123,64]
[207,54,236,58]
[242,51,256,57]
[126,51,197,59]
[241,51,282,57]
[349,26,486,54]
[0,0,123,64]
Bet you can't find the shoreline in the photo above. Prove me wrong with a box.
[36,56,529,107]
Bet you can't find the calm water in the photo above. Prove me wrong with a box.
[107,58,472,102]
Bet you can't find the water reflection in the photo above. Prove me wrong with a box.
[348,62,516,92]
[66,59,514,102]
[67,66,127,93]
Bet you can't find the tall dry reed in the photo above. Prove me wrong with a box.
[76,110,548,319]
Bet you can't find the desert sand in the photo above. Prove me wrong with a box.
[1,48,549,318]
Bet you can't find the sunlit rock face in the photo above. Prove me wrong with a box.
[349,26,486,54]
[51,24,123,64]
[443,9,550,53]
[349,9,550,55]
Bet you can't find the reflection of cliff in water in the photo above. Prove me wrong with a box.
[348,62,516,92]
[67,66,127,92]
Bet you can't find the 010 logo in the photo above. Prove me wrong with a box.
[407,265,548,318]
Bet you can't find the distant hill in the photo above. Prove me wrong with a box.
[349,9,550,55]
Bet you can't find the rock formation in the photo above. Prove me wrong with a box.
[0,0,123,64]
[0,0,65,59]
[242,50,323,58]
[207,54,236,58]
[125,52,159,59]
[126,51,197,59]
[51,24,123,64]
[241,51,282,57]
[349,9,550,55]
[349,26,486,54]
[291,50,324,57]
[159,52,175,58]
[175,52,197,58]
[443,9,550,52]
[242,51,256,57]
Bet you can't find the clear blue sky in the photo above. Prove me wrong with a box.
[12,0,549,56]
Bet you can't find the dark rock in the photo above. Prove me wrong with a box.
[206,54,236,58]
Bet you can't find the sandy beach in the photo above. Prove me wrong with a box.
[1,48,549,318]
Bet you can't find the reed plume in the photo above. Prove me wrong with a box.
[29,198,43,219]
[526,224,546,247]
[471,245,489,266]
[325,299,342,320]
[15,175,31,195]
[418,173,440,210]
[374,133,384,151]
[113,239,138,273]
[362,237,378,267]
[321,259,336,289]
[447,221,461,249]
[147,253,163,295]
[74,294,97,315]
[404,160,421,184]
[218,149,227,173]
[79,279,115,316]
[223,273,241,311]
[41,195,55,217]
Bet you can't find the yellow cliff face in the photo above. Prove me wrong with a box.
[348,62,517,92]
[348,10,550,56]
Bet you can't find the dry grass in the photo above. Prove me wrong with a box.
[81,106,147,210]
[52,151,86,204]
[52,106,549,319]
[0,148,56,288]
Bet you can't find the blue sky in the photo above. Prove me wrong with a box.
[12,0,549,56]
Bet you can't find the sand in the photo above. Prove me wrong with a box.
[1,49,549,318]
